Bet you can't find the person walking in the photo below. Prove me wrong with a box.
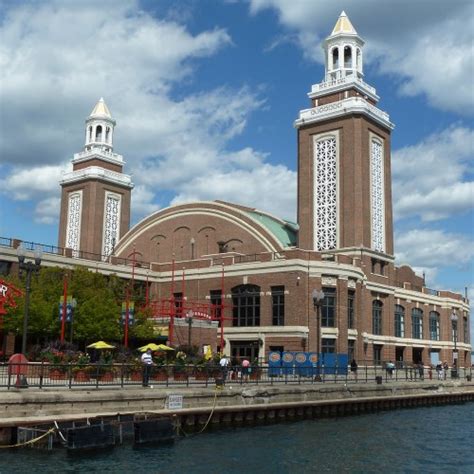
[242,358,250,382]
[350,359,358,381]
[219,355,230,383]
[141,348,153,387]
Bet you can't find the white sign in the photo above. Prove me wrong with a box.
[167,394,183,410]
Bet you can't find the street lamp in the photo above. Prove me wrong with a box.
[186,310,194,347]
[312,289,325,355]
[451,311,458,372]
[17,244,42,355]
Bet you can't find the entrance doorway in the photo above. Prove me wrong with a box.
[395,347,404,366]
[413,347,424,364]
[230,340,259,363]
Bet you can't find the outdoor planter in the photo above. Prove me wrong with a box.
[152,371,168,381]
[99,372,114,382]
[73,370,90,382]
[49,369,67,380]
[130,371,142,382]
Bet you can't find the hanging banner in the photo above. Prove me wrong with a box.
[0,279,23,316]
[58,296,74,322]
[121,302,135,326]
[268,351,282,377]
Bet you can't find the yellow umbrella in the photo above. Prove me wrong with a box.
[204,345,212,360]
[156,344,175,351]
[86,341,116,349]
[138,343,161,352]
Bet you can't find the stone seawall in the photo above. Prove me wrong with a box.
[1,381,473,431]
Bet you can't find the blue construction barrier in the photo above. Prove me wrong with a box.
[267,352,348,377]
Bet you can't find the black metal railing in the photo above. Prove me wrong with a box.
[1,362,472,390]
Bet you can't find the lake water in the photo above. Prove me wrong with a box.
[0,403,473,473]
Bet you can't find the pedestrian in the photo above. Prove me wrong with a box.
[386,360,395,378]
[418,362,424,380]
[141,348,153,387]
[242,357,250,382]
[443,361,448,380]
[219,355,229,383]
[350,359,358,381]
[436,362,443,380]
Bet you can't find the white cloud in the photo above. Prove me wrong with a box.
[0,0,297,226]
[35,196,61,225]
[392,126,473,221]
[171,163,297,220]
[395,228,474,270]
[248,0,474,114]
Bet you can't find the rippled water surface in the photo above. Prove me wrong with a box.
[0,403,473,473]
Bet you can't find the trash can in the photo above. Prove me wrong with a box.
[466,375,472,382]
[375,376,383,385]
[450,369,458,379]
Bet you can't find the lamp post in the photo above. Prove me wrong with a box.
[17,244,42,355]
[312,289,325,356]
[451,311,458,374]
[187,310,194,347]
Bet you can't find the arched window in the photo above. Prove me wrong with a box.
[429,311,440,340]
[412,308,423,339]
[332,47,339,69]
[88,126,92,141]
[95,125,102,142]
[372,300,383,335]
[232,285,260,327]
[356,48,361,71]
[395,305,405,338]
[105,127,110,142]
[344,45,352,68]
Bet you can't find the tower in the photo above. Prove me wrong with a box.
[295,11,394,256]
[58,98,133,258]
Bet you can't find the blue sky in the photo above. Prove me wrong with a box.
[0,0,473,336]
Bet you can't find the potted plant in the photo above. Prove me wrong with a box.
[172,351,188,381]
[249,358,262,381]
[151,355,168,381]
[194,357,210,380]
[129,358,143,382]
[42,349,68,380]
[72,352,91,382]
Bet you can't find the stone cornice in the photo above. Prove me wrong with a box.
[60,166,134,189]
[294,96,394,131]
[309,76,379,102]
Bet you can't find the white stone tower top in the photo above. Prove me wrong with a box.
[324,11,364,82]
[84,97,117,152]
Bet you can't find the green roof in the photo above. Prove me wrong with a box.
[244,211,298,248]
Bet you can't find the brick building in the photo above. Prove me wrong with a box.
[1,12,471,366]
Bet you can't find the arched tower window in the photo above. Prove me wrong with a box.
[105,127,110,143]
[332,47,339,69]
[412,308,423,339]
[394,305,405,338]
[429,311,440,341]
[344,45,352,68]
[356,48,362,71]
[232,284,260,327]
[88,126,92,142]
[372,300,383,335]
[95,125,102,142]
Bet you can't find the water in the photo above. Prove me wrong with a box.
[0,403,473,473]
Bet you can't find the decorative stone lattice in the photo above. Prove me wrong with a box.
[370,139,385,252]
[102,194,121,259]
[314,137,337,250]
[66,193,82,256]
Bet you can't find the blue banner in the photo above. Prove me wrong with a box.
[58,303,73,323]
[268,351,282,377]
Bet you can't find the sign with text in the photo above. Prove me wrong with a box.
[0,279,23,316]
[167,394,183,410]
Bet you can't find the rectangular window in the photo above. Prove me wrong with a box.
[321,287,336,327]
[348,340,355,361]
[321,338,336,354]
[173,292,183,318]
[210,290,222,326]
[412,309,423,339]
[394,305,405,338]
[347,290,355,329]
[373,345,383,365]
[271,286,285,326]
[464,316,469,343]
[429,312,440,341]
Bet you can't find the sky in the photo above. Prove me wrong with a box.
[0,0,473,337]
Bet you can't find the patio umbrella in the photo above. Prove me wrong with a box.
[138,343,161,352]
[86,341,116,349]
[156,344,174,351]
